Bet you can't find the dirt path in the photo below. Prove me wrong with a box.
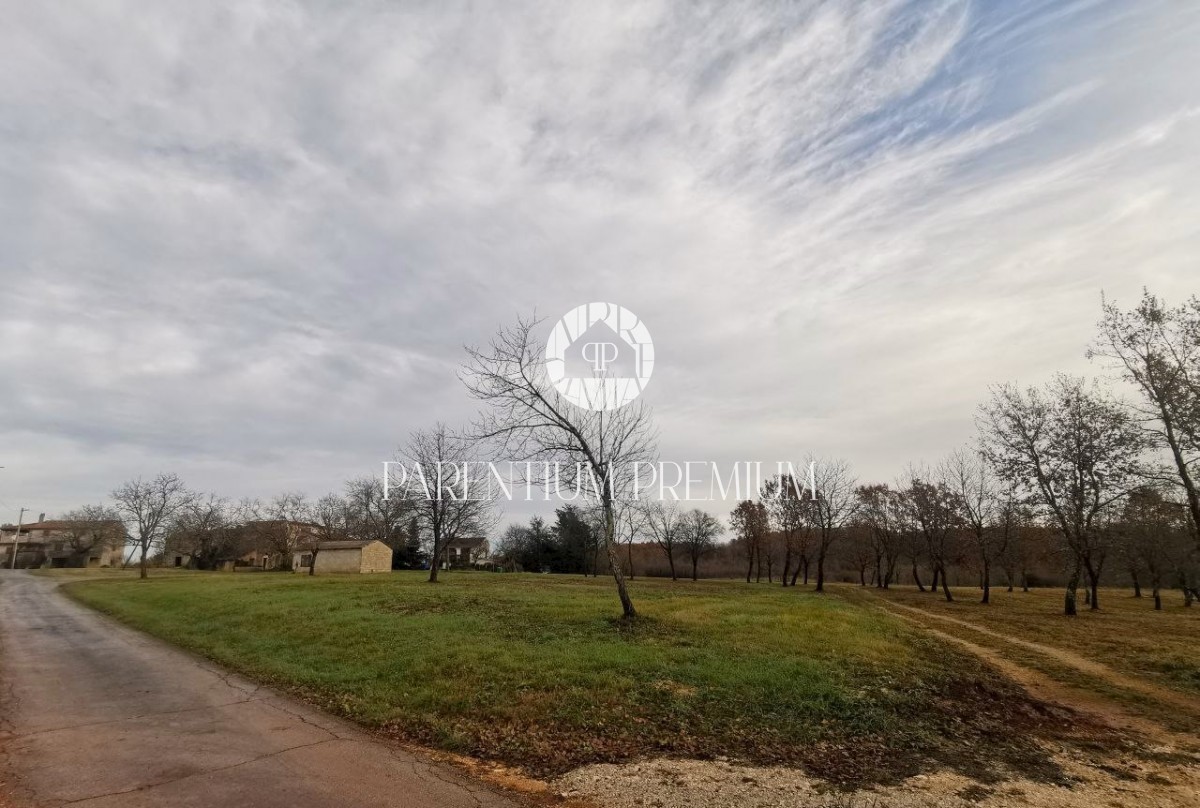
[0,570,523,808]
[882,600,1200,721]
[882,605,1195,747]
[554,594,1200,808]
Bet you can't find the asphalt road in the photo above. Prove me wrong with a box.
[0,570,520,808]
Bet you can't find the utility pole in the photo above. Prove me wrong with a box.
[10,507,26,569]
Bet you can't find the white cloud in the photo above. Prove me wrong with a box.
[1,0,1197,522]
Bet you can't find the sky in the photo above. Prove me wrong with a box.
[1,0,1198,527]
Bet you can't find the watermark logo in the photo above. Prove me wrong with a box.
[546,302,654,411]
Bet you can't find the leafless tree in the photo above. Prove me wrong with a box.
[942,449,1005,604]
[242,492,312,570]
[679,508,723,581]
[302,493,354,575]
[1092,291,1200,601]
[616,501,647,579]
[393,422,498,583]
[808,456,858,593]
[460,316,656,618]
[978,375,1148,615]
[1116,487,1191,610]
[760,474,812,587]
[845,522,875,586]
[640,501,681,581]
[855,484,902,588]
[995,488,1035,592]
[111,473,194,578]
[900,465,962,602]
[345,476,412,553]
[59,504,125,563]
[165,494,241,570]
[729,499,768,583]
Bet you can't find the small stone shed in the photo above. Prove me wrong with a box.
[294,540,392,574]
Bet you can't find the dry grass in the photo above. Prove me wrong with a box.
[866,585,1200,697]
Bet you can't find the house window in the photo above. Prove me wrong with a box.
[174,556,183,567]
[300,554,313,568]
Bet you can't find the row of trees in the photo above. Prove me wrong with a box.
[496,504,725,581]
[718,291,1200,616]
[73,290,1199,620]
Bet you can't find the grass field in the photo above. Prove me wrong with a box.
[62,572,1080,784]
[866,586,1200,699]
[859,583,1200,734]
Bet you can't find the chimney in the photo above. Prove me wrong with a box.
[38,513,45,523]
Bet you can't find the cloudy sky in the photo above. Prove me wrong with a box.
[1,0,1197,524]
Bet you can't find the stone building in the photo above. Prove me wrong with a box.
[293,539,392,574]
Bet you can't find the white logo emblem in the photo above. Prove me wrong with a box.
[546,302,654,411]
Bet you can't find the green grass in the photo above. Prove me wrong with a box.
[65,572,1077,783]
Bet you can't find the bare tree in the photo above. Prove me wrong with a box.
[729,499,768,583]
[979,375,1148,615]
[242,492,312,570]
[760,474,812,587]
[616,501,646,579]
[460,316,656,618]
[111,473,194,578]
[1117,487,1190,610]
[641,501,681,581]
[808,456,858,593]
[679,508,723,581]
[345,476,412,555]
[900,466,961,602]
[165,494,240,570]
[995,488,1035,592]
[855,484,902,589]
[393,422,498,583]
[59,505,125,564]
[1092,292,1200,555]
[942,449,1004,604]
[301,493,353,575]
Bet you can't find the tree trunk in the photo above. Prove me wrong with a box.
[913,562,925,592]
[428,537,441,583]
[691,558,698,582]
[1085,562,1100,611]
[781,546,793,587]
[604,501,636,619]
[939,565,953,602]
[1131,569,1141,598]
[1153,587,1162,611]
[139,545,148,579]
[1064,563,1081,616]
[627,542,635,580]
[930,566,940,593]
[981,562,990,604]
[668,553,677,582]
[802,557,810,586]
[815,551,827,593]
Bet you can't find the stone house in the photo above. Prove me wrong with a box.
[0,519,125,569]
[293,539,392,574]
[441,536,490,569]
